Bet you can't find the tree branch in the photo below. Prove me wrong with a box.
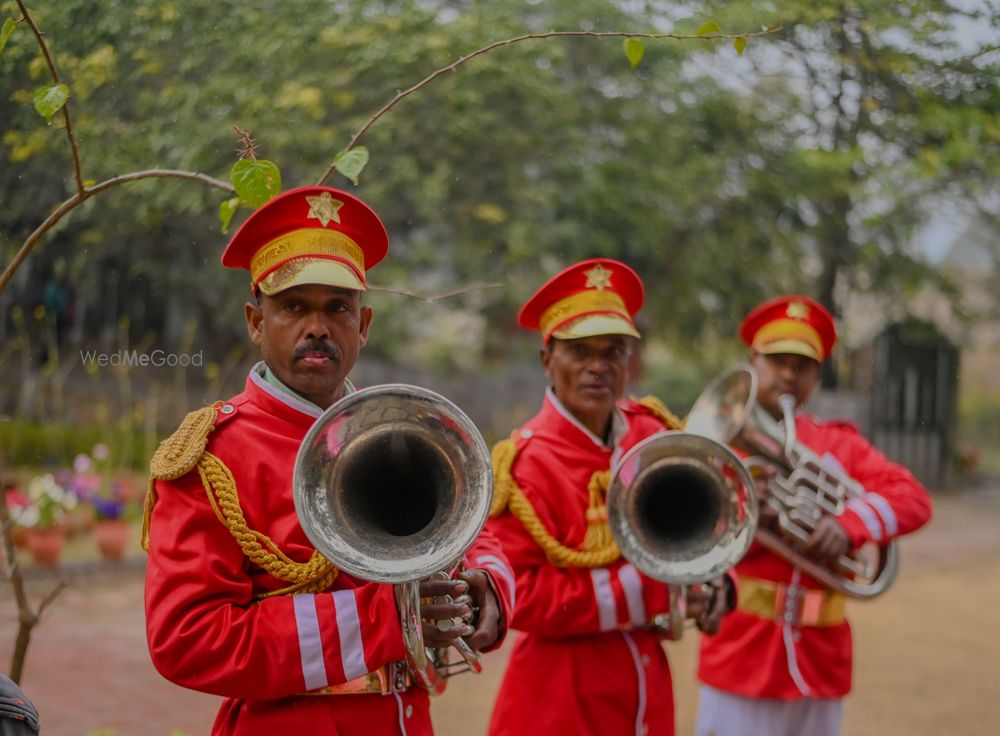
[15,0,85,194]
[367,281,504,302]
[1,483,68,683]
[0,169,233,296]
[317,26,781,185]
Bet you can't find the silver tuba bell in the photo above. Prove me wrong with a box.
[293,383,494,695]
[607,431,758,637]
[685,364,898,599]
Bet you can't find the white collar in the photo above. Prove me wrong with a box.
[545,386,627,450]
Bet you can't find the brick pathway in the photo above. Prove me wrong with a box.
[3,485,1000,735]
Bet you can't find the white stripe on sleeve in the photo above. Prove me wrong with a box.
[846,497,884,541]
[618,563,647,627]
[293,594,329,691]
[591,568,618,631]
[332,589,369,681]
[475,554,517,610]
[865,492,899,537]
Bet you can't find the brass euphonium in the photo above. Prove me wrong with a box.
[293,384,494,695]
[606,431,759,638]
[685,364,898,599]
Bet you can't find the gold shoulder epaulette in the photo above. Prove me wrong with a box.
[149,404,220,481]
[141,403,338,598]
[142,404,220,551]
[489,430,620,568]
[633,394,684,430]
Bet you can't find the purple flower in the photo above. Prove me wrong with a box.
[73,453,93,474]
[90,495,125,520]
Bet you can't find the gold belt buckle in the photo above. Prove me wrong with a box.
[302,662,411,696]
[737,575,846,627]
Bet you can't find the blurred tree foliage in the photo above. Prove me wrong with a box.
[693,0,1000,336]
[1,0,997,400]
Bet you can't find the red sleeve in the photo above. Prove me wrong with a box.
[463,526,515,652]
[486,493,672,639]
[144,472,405,699]
[828,426,934,548]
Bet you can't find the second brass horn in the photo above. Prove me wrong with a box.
[607,430,758,637]
[685,364,898,599]
[608,432,758,584]
[293,383,493,694]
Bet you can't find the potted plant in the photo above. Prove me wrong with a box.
[2,483,31,550]
[19,473,77,567]
[71,445,133,562]
[89,480,131,562]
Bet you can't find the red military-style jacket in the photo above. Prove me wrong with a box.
[698,413,933,700]
[487,390,681,736]
[144,367,515,736]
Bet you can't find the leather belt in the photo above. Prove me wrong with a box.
[737,575,846,627]
[302,661,412,696]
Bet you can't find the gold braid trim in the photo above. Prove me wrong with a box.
[143,405,221,551]
[634,395,685,430]
[198,452,337,600]
[490,435,621,568]
[142,404,337,599]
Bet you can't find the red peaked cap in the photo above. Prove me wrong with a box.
[221,186,388,295]
[739,294,837,362]
[518,258,644,343]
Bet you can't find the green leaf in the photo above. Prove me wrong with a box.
[32,83,70,122]
[333,147,369,185]
[230,159,282,209]
[0,17,16,58]
[83,179,96,187]
[733,36,747,56]
[219,197,241,234]
[696,20,722,36]
[623,37,645,70]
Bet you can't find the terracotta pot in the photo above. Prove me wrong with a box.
[93,518,129,562]
[66,504,95,536]
[27,527,66,567]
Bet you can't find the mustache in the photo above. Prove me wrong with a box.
[293,340,341,362]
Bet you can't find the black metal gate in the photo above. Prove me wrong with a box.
[869,319,958,490]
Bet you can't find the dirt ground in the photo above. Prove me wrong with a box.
[3,484,999,735]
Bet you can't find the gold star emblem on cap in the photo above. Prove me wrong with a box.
[306,192,344,228]
[787,301,810,320]
[584,264,613,291]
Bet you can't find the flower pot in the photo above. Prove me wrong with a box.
[27,527,66,567]
[93,518,129,562]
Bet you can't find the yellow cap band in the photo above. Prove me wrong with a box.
[539,290,631,340]
[250,228,366,286]
[752,319,823,360]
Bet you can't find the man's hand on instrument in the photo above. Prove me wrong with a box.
[418,577,474,649]
[803,515,850,565]
[684,577,732,636]
[417,570,500,651]
[457,568,501,652]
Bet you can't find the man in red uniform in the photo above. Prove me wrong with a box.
[142,186,515,735]
[487,258,733,736]
[696,295,934,736]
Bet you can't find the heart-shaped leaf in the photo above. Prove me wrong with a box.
[0,17,16,59]
[334,147,370,185]
[697,20,722,36]
[231,159,282,209]
[33,84,70,122]
[623,38,645,70]
[219,197,242,233]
